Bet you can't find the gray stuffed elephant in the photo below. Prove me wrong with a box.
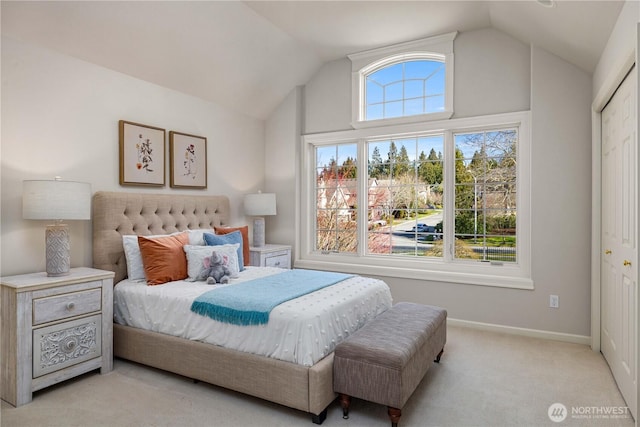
[196,250,232,284]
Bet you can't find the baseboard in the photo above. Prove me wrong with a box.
[448,318,592,346]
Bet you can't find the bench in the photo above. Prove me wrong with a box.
[333,302,447,427]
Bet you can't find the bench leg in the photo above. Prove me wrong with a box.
[388,407,402,427]
[339,394,351,419]
[434,348,444,363]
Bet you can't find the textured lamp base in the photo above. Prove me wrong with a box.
[46,224,70,276]
[252,217,266,247]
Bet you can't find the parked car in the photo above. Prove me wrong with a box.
[410,223,441,241]
[411,223,434,233]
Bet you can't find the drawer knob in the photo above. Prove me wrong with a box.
[60,337,79,354]
[66,302,75,311]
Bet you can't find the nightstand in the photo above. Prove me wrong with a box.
[249,244,292,269]
[1,267,114,407]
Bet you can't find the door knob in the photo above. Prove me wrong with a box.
[623,260,632,267]
[605,249,612,254]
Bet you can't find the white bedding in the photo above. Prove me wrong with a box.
[114,267,393,366]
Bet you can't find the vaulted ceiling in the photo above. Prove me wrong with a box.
[1,1,624,120]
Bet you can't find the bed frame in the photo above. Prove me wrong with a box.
[92,191,335,423]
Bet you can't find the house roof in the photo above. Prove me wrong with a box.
[1,1,624,120]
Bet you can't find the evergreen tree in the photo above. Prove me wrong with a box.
[387,141,398,177]
[369,146,384,178]
[341,156,357,179]
[419,148,443,184]
[395,144,411,177]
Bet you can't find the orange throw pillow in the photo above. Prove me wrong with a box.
[214,226,250,266]
[138,232,189,285]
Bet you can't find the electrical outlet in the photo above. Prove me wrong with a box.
[549,295,559,308]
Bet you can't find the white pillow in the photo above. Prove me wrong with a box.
[122,230,213,281]
[183,244,240,281]
[187,229,215,246]
[122,231,188,281]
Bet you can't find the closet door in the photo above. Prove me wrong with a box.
[601,66,637,419]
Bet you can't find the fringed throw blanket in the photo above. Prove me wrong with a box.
[190,269,354,326]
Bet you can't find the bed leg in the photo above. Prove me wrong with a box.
[388,407,401,427]
[339,393,351,419]
[311,408,327,424]
[434,348,444,363]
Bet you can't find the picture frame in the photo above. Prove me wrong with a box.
[169,131,207,189]
[119,120,166,186]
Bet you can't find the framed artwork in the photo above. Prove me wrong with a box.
[169,131,207,189]
[119,120,166,186]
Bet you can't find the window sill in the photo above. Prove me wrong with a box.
[351,110,454,130]
[294,257,534,290]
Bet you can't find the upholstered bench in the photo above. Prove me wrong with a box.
[333,302,447,427]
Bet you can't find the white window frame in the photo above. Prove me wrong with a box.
[299,111,532,290]
[349,32,457,129]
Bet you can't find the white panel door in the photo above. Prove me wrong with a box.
[601,66,637,420]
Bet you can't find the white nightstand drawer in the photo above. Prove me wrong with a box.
[33,314,102,378]
[33,287,102,325]
[265,254,289,268]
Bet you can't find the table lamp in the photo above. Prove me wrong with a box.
[22,177,92,276]
[243,192,276,247]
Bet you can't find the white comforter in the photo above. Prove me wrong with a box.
[114,267,393,366]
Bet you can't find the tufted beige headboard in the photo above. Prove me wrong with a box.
[92,191,231,284]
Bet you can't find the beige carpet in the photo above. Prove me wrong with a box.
[1,325,634,427]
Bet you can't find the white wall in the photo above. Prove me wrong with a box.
[592,0,638,98]
[268,27,594,337]
[1,37,265,276]
[303,58,352,134]
[454,29,530,118]
[264,86,302,248]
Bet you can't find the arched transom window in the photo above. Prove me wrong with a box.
[364,57,445,121]
[349,32,456,128]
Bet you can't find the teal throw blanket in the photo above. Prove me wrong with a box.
[190,269,353,326]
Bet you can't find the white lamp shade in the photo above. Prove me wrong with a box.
[23,179,92,221]
[244,192,276,216]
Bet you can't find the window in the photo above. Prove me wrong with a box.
[454,129,517,263]
[364,59,446,121]
[315,144,358,253]
[300,112,532,289]
[349,32,456,128]
[366,135,444,257]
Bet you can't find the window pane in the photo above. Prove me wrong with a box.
[426,95,445,113]
[385,82,403,102]
[315,143,358,254]
[453,129,518,263]
[404,98,424,116]
[336,230,358,253]
[369,63,403,85]
[366,80,384,104]
[385,101,403,118]
[425,65,445,95]
[404,79,424,99]
[366,134,444,259]
[367,104,383,121]
[404,60,430,79]
[364,59,446,121]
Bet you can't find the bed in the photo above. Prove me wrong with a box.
[92,191,392,423]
